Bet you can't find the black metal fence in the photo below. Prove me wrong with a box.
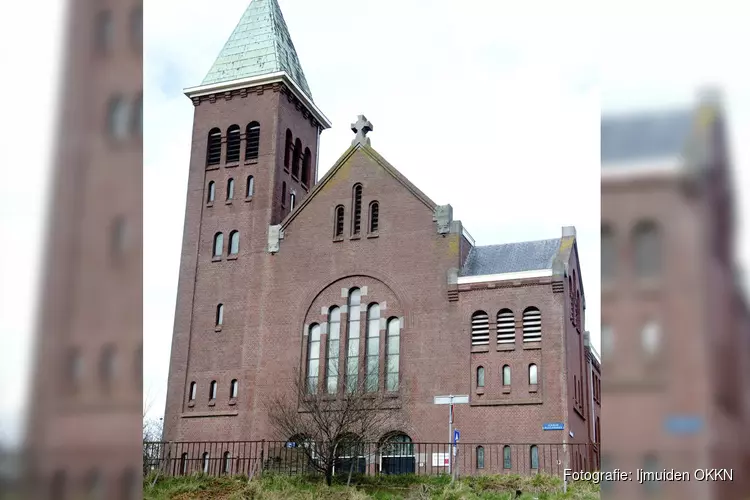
[144,441,599,479]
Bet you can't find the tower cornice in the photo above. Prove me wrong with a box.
[184,71,332,129]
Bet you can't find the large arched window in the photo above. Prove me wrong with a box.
[326,308,340,394]
[476,446,485,469]
[522,307,542,342]
[471,311,489,346]
[633,220,661,279]
[245,121,260,161]
[229,231,240,255]
[351,184,363,236]
[346,289,361,393]
[302,147,312,187]
[206,127,222,166]
[503,445,512,469]
[226,124,241,163]
[284,129,293,170]
[368,201,379,233]
[226,178,235,200]
[334,205,345,238]
[380,433,414,474]
[530,445,539,469]
[307,324,321,394]
[386,317,401,391]
[213,232,223,258]
[215,304,224,327]
[292,138,302,178]
[366,303,380,392]
[477,366,485,388]
[502,365,511,386]
[496,309,515,344]
[207,181,215,203]
[529,364,538,385]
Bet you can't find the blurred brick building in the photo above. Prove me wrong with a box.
[23,0,143,498]
[161,0,600,477]
[601,90,750,499]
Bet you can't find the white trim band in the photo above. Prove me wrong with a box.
[457,269,553,284]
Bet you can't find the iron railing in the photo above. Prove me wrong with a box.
[143,441,600,479]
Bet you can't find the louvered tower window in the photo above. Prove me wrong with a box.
[226,125,241,163]
[496,309,515,344]
[334,205,345,238]
[471,311,489,346]
[245,122,260,161]
[352,184,363,235]
[523,307,542,342]
[369,201,379,233]
[206,128,222,166]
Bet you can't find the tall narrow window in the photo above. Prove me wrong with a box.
[326,308,340,394]
[209,381,217,400]
[202,452,210,473]
[503,446,512,469]
[368,201,379,233]
[471,311,489,346]
[529,364,538,385]
[132,92,143,137]
[95,10,113,54]
[302,147,312,186]
[226,125,241,163]
[284,129,293,170]
[207,181,215,203]
[307,324,321,394]
[189,382,196,401]
[246,176,254,198]
[222,452,231,474]
[530,445,539,469]
[245,122,260,161]
[476,446,485,469]
[207,128,222,166]
[227,178,235,200]
[386,317,400,391]
[66,347,83,390]
[216,304,224,327]
[230,379,238,399]
[213,232,223,258]
[633,220,661,279]
[502,365,511,386]
[99,345,116,390]
[290,193,296,211]
[292,139,302,178]
[281,182,287,209]
[180,453,188,475]
[229,231,239,255]
[334,205,345,238]
[365,304,380,392]
[477,366,485,388]
[107,95,131,141]
[130,5,142,50]
[522,307,542,342]
[496,309,515,344]
[352,184,363,235]
[346,289,361,393]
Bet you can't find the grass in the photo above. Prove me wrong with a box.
[143,472,600,500]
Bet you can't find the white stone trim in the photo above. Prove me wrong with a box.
[457,269,553,284]
[601,156,684,181]
[184,71,332,129]
[461,227,475,246]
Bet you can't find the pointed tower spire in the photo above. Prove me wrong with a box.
[202,0,313,99]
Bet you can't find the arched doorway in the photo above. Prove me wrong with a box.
[380,433,415,474]
[334,433,367,475]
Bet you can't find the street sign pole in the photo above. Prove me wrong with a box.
[433,394,469,480]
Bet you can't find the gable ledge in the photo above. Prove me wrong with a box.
[457,269,553,285]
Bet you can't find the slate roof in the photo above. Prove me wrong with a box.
[202,0,313,99]
[601,109,694,165]
[459,238,562,277]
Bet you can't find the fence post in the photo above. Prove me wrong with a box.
[260,440,265,478]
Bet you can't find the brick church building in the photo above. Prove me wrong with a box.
[163,0,600,475]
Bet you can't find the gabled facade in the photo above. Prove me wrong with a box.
[163,0,596,476]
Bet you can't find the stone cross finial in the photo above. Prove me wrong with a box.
[351,115,373,146]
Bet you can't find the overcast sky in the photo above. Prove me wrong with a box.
[0,0,748,440]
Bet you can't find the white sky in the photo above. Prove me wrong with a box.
[0,0,747,440]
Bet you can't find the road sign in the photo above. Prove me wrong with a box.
[664,415,703,434]
[453,430,460,443]
[434,395,469,405]
[542,422,565,431]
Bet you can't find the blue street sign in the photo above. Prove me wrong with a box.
[453,429,460,443]
[664,415,703,435]
[286,442,297,448]
[542,422,565,431]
